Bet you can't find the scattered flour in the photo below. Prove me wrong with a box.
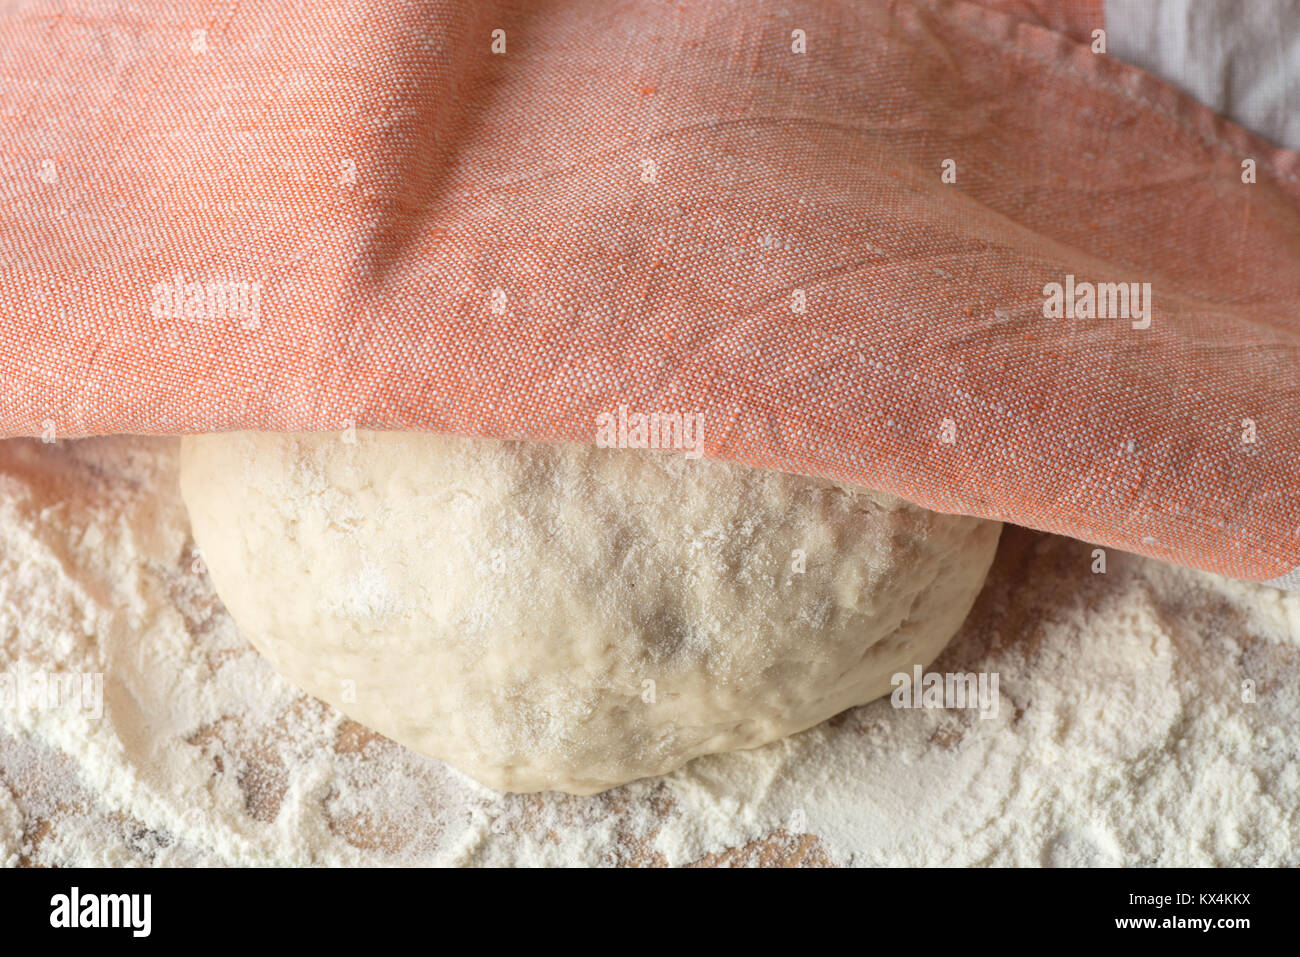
[0,435,1296,865]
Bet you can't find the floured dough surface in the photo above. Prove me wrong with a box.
[2,435,1297,865]
[179,431,1000,793]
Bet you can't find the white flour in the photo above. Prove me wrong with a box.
[1,435,1297,866]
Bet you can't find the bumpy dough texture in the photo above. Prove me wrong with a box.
[179,431,1001,794]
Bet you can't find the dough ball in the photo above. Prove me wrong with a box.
[179,431,1001,794]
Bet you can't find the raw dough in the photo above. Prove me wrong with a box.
[179,431,1000,794]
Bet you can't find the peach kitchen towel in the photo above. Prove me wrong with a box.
[2,0,1300,587]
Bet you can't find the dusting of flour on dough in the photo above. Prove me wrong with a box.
[179,430,1000,794]
[0,436,1297,865]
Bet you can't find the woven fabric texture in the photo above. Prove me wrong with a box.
[2,0,1299,585]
